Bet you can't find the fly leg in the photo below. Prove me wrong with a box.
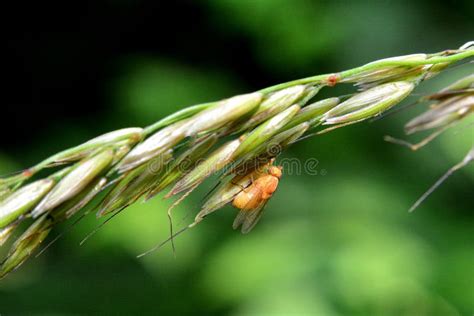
[230,181,249,192]
[231,173,255,193]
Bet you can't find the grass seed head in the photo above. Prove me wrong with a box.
[1,45,473,277]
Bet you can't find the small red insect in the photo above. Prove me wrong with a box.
[22,169,33,177]
[326,74,340,87]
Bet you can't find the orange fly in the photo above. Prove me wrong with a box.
[232,159,282,233]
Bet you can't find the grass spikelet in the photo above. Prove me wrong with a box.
[145,134,218,201]
[385,74,473,151]
[167,139,242,197]
[322,81,415,125]
[117,121,188,173]
[237,85,310,131]
[384,74,473,211]
[342,54,428,89]
[31,149,115,218]
[185,92,263,135]
[0,179,55,229]
[99,151,172,217]
[232,105,301,160]
[0,215,53,279]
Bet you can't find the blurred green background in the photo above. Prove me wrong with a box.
[1,0,473,315]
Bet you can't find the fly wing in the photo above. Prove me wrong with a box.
[240,201,268,234]
[232,186,267,234]
[232,210,247,231]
